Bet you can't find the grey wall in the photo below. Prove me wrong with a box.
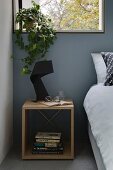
[13,0,113,146]
[0,0,13,164]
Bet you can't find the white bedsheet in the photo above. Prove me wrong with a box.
[84,84,113,170]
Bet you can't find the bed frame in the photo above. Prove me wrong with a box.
[88,123,106,170]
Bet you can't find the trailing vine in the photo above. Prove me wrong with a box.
[15,1,56,75]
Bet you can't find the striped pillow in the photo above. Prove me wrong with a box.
[101,52,113,86]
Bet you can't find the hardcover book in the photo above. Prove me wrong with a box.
[34,142,62,148]
[32,145,63,154]
[33,147,63,151]
[36,138,60,143]
[40,100,72,107]
[32,131,64,155]
[32,150,63,154]
[35,132,61,140]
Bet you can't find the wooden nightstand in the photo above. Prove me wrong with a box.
[22,100,74,160]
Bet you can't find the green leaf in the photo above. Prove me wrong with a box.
[14,0,56,75]
[21,67,31,75]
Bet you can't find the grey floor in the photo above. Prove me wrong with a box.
[0,142,97,170]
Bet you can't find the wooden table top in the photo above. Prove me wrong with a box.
[23,100,74,109]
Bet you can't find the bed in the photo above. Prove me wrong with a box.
[84,83,113,170]
[83,52,113,170]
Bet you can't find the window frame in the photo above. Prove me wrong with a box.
[13,0,105,33]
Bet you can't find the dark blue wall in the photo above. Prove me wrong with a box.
[13,0,113,146]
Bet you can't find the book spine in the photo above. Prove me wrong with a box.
[36,139,60,143]
[35,132,61,140]
[34,142,45,147]
[45,142,58,147]
[33,147,63,152]
[35,136,61,140]
[33,142,58,148]
[32,150,63,154]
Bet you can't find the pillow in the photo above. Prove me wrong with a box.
[101,52,109,66]
[91,53,106,84]
[101,52,113,66]
[101,52,113,86]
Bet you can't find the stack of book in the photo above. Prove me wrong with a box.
[32,132,63,154]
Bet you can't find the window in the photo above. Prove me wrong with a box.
[13,0,104,32]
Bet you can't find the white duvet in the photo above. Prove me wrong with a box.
[84,84,113,170]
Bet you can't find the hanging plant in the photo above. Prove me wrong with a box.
[14,0,56,75]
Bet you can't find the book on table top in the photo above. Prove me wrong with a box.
[40,100,72,107]
[35,132,61,140]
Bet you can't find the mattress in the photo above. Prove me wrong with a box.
[88,123,106,170]
[84,84,113,170]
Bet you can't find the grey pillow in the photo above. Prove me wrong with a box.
[101,52,113,86]
[91,53,106,84]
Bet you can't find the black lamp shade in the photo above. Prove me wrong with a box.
[30,60,54,101]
